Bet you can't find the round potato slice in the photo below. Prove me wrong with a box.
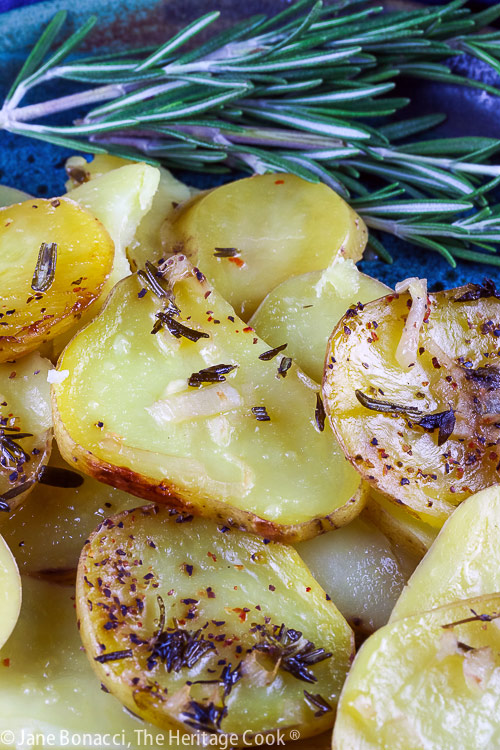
[0,352,52,515]
[250,259,389,383]
[323,282,500,527]
[333,593,500,750]
[0,197,114,361]
[77,505,354,743]
[0,533,21,649]
[161,173,367,319]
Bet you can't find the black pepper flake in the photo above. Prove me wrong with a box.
[259,343,287,361]
[277,356,292,378]
[137,288,147,299]
[400,477,410,486]
[184,564,194,576]
[181,598,198,605]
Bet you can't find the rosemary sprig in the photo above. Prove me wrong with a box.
[3,1,500,266]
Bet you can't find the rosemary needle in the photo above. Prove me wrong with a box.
[3,1,500,266]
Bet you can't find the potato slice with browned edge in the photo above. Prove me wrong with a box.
[391,484,500,621]
[0,352,52,514]
[161,173,367,319]
[362,490,437,560]
[334,593,500,750]
[77,505,354,742]
[250,259,389,383]
[53,255,364,542]
[0,576,174,749]
[323,282,500,528]
[1,445,138,581]
[296,517,411,636]
[0,534,21,649]
[0,197,114,361]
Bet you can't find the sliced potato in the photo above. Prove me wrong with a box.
[2,445,138,580]
[323,283,500,527]
[65,154,191,273]
[53,255,364,542]
[391,484,500,621]
[77,505,354,741]
[333,593,500,750]
[0,352,52,515]
[0,534,21,649]
[0,576,176,748]
[362,489,438,560]
[250,259,389,383]
[296,517,409,635]
[0,185,31,208]
[161,173,368,319]
[0,198,114,361]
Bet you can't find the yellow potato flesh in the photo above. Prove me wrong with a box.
[323,285,500,527]
[250,259,389,383]
[296,517,408,634]
[0,534,21,649]
[77,505,354,741]
[162,173,368,319]
[53,255,363,541]
[334,594,500,750]
[0,198,114,361]
[391,484,500,621]
[0,576,173,749]
[1,445,138,579]
[362,490,438,560]
[0,352,52,514]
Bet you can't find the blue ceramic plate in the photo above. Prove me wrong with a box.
[0,0,499,290]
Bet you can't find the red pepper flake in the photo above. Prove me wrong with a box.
[204,291,212,299]
[167,589,175,596]
[269,584,276,591]
[305,587,311,593]
[232,607,250,622]
[8,372,16,379]
[228,257,245,268]
[207,552,217,562]
[275,179,285,185]
[206,587,216,599]
[432,357,441,369]
[2,658,10,667]
[243,326,254,333]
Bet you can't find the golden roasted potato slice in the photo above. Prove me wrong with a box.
[0,185,30,208]
[0,533,21,649]
[65,154,192,272]
[333,593,500,750]
[296,517,410,635]
[53,255,364,542]
[161,173,368,319]
[250,259,389,383]
[0,576,173,748]
[1,445,138,581]
[391,484,500,621]
[323,281,500,527]
[0,197,114,361]
[77,505,354,741]
[0,352,52,514]
[362,490,437,560]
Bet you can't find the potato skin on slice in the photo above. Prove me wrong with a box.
[53,255,364,542]
[0,197,114,361]
[323,284,500,527]
[0,352,52,514]
[77,505,354,742]
[162,173,367,319]
[333,593,500,750]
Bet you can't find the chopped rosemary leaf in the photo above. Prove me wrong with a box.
[254,623,332,684]
[0,432,32,466]
[442,608,500,630]
[464,366,500,389]
[251,405,270,421]
[355,389,424,417]
[188,364,237,387]
[258,343,288,361]
[303,690,333,716]
[455,278,500,302]
[138,261,179,314]
[277,356,292,378]
[418,407,455,446]
[182,700,227,733]
[0,479,36,505]
[152,311,209,342]
[31,242,57,293]
[94,649,133,663]
[315,393,326,432]
[213,247,239,257]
